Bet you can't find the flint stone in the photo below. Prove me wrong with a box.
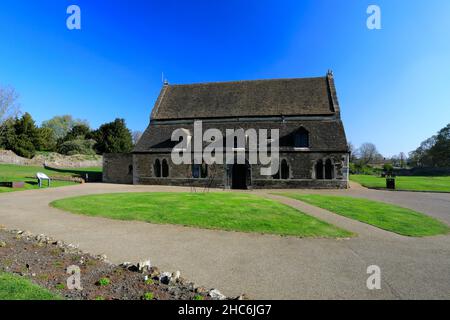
[209,289,226,300]
[159,272,172,285]
[138,259,151,273]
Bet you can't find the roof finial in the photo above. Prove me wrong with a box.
[162,72,169,86]
[327,69,334,77]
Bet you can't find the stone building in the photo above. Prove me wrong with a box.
[103,71,350,189]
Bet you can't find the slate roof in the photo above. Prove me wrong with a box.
[134,120,348,153]
[150,74,339,120]
[134,73,348,153]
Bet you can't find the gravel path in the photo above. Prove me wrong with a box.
[0,183,449,299]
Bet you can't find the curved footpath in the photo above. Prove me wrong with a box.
[0,183,449,299]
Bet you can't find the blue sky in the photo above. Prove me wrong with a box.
[0,0,449,157]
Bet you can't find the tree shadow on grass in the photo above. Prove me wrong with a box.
[43,166,102,182]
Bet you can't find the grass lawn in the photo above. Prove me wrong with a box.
[351,175,450,193]
[0,272,61,300]
[277,194,450,237]
[0,164,102,193]
[50,192,353,238]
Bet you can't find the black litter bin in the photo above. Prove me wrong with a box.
[386,178,396,190]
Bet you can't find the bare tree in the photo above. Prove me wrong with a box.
[0,86,21,127]
[357,143,379,165]
[348,142,357,162]
[132,130,143,145]
[399,152,406,168]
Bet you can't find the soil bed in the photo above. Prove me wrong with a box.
[0,228,235,300]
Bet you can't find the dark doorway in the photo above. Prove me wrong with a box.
[162,159,169,178]
[325,159,334,180]
[316,160,324,180]
[281,159,290,180]
[154,159,161,178]
[232,164,248,190]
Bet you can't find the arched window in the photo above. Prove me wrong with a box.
[192,164,200,179]
[200,162,208,178]
[325,159,334,180]
[162,159,169,178]
[294,128,310,148]
[281,159,290,180]
[272,169,280,180]
[315,160,324,180]
[154,159,161,178]
[128,165,133,175]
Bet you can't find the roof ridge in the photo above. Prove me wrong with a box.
[168,76,327,87]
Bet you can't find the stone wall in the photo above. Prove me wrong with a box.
[0,150,102,168]
[103,153,133,184]
[252,179,348,189]
[133,152,349,189]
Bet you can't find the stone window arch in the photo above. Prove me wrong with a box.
[325,159,334,180]
[162,159,169,178]
[294,127,310,148]
[201,162,208,178]
[192,164,200,179]
[272,168,280,180]
[154,159,161,178]
[281,159,290,180]
[273,159,290,180]
[315,160,324,180]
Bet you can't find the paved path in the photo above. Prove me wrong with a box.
[0,183,449,299]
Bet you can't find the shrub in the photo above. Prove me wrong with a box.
[55,283,65,290]
[350,163,380,175]
[91,118,133,154]
[57,139,96,156]
[96,277,111,287]
[383,163,394,174]
[143,292,154,300]
[14,137,36,158]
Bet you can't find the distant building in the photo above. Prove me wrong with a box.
[103,71,350,189]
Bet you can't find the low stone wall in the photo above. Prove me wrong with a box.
[0,150,29,165]
[394,167,450,177]
[0,150,102,168]
[103,153,133,184]
[252,179,348,189]
[137,176,348,189]
[138,177,225,189]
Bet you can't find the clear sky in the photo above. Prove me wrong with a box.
[1,0,449,157]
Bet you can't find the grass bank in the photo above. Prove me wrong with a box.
[350,175,450,193]
[277,194,450,237]
[50,192,353,238]
[0,164,102,193]
[0,272,61,300]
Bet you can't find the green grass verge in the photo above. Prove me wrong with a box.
[0,164,102,193]
[50,192,353,238]
[350,175,450,193]
[278,194,450,237]
[0,272,61,300]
